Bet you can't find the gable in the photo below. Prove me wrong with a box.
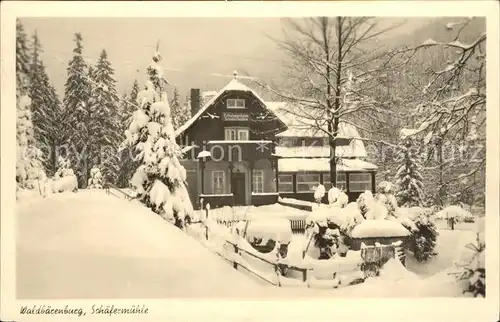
[174,79,287,138]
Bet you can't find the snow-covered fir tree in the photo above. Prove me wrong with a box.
[395,139,425,207]
[63,33,91,187]
[16,20,30,90]
[52,156,78,193]
[118,80,140,187]
[87,166,103,189]
[89,49,121,185]
[125,49,193,228]
[16,20,46,194]
[16,92,46,192]
[170,87,190,130]
[29,30,64,176]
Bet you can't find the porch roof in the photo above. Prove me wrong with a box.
[275,140,367,158]
[278,158,377,173]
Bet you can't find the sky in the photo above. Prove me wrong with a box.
[20,17,431,102]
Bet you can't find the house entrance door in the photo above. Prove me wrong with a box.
[231,172,246,205]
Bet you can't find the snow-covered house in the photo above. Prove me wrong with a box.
[175,76,287,208]
[175,77,377,208]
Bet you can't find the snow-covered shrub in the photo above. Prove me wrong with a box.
[51,156,78,193]
[87,167,103,189]
[399,207,439,262]
[364,200,389,220]
[305,203,364,259]
[455,217,485,297]
[356,190,374,217]
[435,205,472,230]
[330,202,364,234]
[327,187,348,207]
[238,218,292,255]
[374,181,398,217]
[314,184,326,203]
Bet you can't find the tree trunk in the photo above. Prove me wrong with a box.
[331,17,343,188]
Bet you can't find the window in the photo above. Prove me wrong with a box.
[252,170,264,193]
[349,173,372,192]
[323,173,346,191]
[225,128,249,141]
[337,173,347,190]
[296,173,320,193]
[212,171,225,194]
[278,174,293,192]
[227,98,245,109]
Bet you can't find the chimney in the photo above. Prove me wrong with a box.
[190,88,201,116]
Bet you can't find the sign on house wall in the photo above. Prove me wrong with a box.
[223,112,249,122]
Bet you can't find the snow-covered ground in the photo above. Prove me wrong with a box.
[16,190,476,298]
[17,190,275,298]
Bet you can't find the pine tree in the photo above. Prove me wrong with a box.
[395,139,425,207]
[125,49,193,228]
[16,20,46,194]
[89,49,121,185]
[29,30,64,176]
[118,79,140,187]
[16,19,30,93]
[63,33,91,187]
[170,87,190,129]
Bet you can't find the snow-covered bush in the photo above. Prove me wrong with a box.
[374,181,398,217]
[364,200,389,220]
[305,203,364,260]
[246,218,293,245]
[356,190,374,217]
[435,205,473,230]
[51,156,78,193]
[87,167,103,189]
[356,190,391,220]
[327,187,348,207]
[398,207,439,262]
[236,218,292,256]
[455,217,485,297]
[314,184,326,203]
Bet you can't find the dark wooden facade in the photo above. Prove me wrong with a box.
[177,86,285,209]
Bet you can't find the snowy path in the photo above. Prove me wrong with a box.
[16,190,277,298]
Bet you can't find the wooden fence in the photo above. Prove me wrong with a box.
[104,183,135,201]
[215,218,307,235]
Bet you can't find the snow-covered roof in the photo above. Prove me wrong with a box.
[275,140,367,158]
[278,158,377,173]
[265,102,361,138]
[350,220,410,238]
[266,101,367,157]
[175,78,281,137]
